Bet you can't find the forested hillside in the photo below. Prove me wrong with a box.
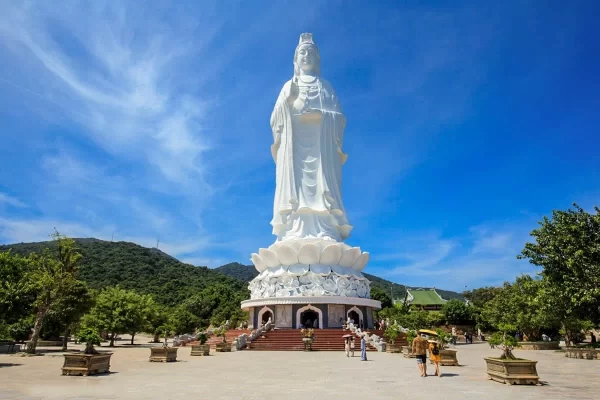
[0,239,247,306]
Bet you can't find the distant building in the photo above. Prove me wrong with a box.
[405,288,448,311]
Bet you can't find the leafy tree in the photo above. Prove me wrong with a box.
[169,304,201,335]
[441,299,473,325]
[0,251,36,332]
[481,275,560,341]
[25,232,84,354]
[463,286,503,309]
[83,286,154,346]
[47,280,94,350]
[518,204,600,329]
[370,287,393,309]
[147,305,171,343]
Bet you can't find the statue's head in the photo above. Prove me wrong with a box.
[294,33,321,76]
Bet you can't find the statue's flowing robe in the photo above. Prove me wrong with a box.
[270,78,352,241]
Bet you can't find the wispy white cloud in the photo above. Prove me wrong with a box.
[369,219,540,290]
[0,1,214,191]
[0,192,27,208]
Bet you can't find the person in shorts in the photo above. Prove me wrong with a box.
[412,333,429,377]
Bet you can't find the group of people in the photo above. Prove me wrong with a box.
[411,331,443,378]
[343,334,368,361]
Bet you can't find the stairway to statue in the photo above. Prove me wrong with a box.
[247,329,382,351]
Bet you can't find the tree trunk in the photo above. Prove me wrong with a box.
[25,310,46,354]
[153,332,160,343]
[61,327,71,352]
[130,332,135,345]
[109,332,116,347]
[562,322,572,347]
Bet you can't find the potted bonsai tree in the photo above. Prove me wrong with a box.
[190,332,210,356]
[300,328,314,351]
[384,325,402,353]
[62,327,112,376]
[149,325,178,362]
[435,328,459,366]
[485,325,539,385]
[214,326,231,352]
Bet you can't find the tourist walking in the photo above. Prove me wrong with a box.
[412,333,429,377]
[451,327,457,345]
[350,337,355,357]
[360,334,367,361]
[344,337,351,357]
[428,340,442,377]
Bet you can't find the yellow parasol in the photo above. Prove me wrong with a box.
[418,329,438,336]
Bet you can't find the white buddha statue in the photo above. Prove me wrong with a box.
[270,33,352,243]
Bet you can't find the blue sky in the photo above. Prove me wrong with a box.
[1,0,599,292]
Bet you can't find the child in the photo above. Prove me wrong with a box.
[350,337,355,357]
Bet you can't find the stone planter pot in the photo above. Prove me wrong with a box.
[62,352,113,376]
[564,347,600,360]
[386,343,402,353]
[215,343,232,352]
[190,344,210,356]
[402,348,415,358]
[149,347,178,362]
[302,337,313,351]
[519,341,560,350]
[484,357,539,385]
[439,349,459,366]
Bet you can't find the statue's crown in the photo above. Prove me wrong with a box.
[298,33,315,46]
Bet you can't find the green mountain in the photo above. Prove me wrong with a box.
[1,238,463,305]
[0,238,247,307]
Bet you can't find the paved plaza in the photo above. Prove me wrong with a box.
[1,341,598,400]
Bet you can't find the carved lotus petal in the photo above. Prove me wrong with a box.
[313,286,325,296]
[339,247,361,267]
[351,252,369,271]
[257,269,270,279]
[259,248,280,268]
[354,271,366,280]
[271,266,288,277]
[347,289,358,297]
[331,265,352,277]
[348,269,362,279]
[298,243,320,265]
[310,264,331,276]
[320,244,343,265]
[276,244,298,266]
[288,264,309,276]
[251,253,267,272]
[299,274,312,284]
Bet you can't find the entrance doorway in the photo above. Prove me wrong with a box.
[348,310,359,325]
[300,309,319,328]
[261,311,273,325]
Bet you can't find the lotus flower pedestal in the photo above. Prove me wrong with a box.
[241,239,381,330]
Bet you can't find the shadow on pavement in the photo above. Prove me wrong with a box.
[0,363,23,368]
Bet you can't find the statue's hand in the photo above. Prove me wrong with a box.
[287,77,299,105]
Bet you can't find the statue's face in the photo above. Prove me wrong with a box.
[296,44,319,73]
